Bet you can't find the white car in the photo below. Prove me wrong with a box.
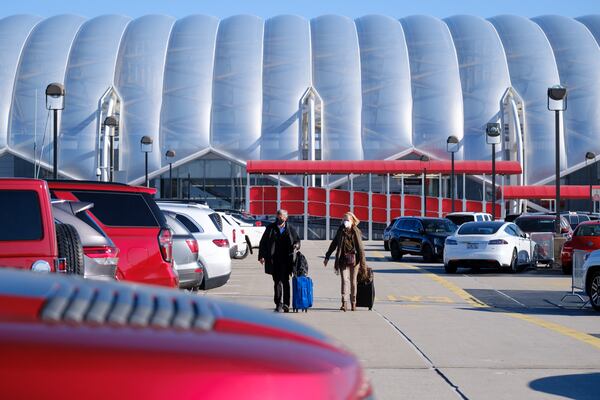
[445,212,493,226]
[158,202,231,290]
[218,212,249,259]
[443,221,536,273]
[227,214,266,249]
[580,250,600,311]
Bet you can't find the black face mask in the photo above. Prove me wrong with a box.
[276,218,285,226]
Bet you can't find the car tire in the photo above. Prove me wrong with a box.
[384,241,389,251]
[234,245,250,260]
[444,262,457,274]
[422,245,434,263]
[509,248,518,274]
[589,271,600,311]
[390,241,402,261]
[561,263,572,275]
[55,223,84,275]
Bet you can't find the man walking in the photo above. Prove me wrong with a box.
[258,209,300,312]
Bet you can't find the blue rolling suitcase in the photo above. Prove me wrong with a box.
[292,275,313,313]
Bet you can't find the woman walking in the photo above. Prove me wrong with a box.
[323,212,366,311]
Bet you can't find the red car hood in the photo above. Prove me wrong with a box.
[0,270,368,400]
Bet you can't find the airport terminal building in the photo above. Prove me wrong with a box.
[0,14,600,210]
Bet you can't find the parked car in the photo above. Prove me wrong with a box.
[444,221,537,273]
[388,217,457,262]
[227,213,266,249]
[163,211,203,290]
[561,220,600,275]
[445,212,493,226]
[0,178,83,274]
[514,214,572,236]
[48,181,178,288]
[0,268,373,399]
[158,202,231,290]
[52,201,118,280]
[218,212,249,259]
[580,250,600,311]
[383,218,399,251]
[561,212,591,230]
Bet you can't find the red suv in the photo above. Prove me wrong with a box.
[49,181,177,288]
[561,220,600,274]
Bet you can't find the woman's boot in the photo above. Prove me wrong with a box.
[351,302,356,311]
[340,301,347,312]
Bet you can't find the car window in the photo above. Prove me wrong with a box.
[446,215,474,226]
[475,215,483,221]
[513,225,526,237]
[72,191,158,227]
[422,219,457,233]
[397,219,409,230]
[403,220,416,232]
[458,222,504,235]
[515,218,555,233]
[0,190,43,241]
[504,225,517,236]
[575,224,600,236]
[175,214,204,233]
[209,212,223,232]
[165,214,189,235]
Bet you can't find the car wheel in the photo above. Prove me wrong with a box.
[422,245,434,263]
[56,224,84,275]
[509,248,518,274]
[390,241,402,261]
[589,271,600,311]
[561,263,572,275]
[384,241,389,251]
[444,262,457,274]
[234,245,250,260]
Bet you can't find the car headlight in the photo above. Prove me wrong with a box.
[584,252,591,262]
[445,238,458,245]
[434,238,443,246]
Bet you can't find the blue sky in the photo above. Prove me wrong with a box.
[1,0,599,19]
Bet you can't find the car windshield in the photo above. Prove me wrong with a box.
[515,218,555,233]
[422,220,457,233]
[457,222,504,235]
[575,224,600,237]
[446,215,474,226]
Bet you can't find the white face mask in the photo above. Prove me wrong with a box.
[343,220,352,229]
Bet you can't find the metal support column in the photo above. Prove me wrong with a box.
[401,175,405,216]
[462,174,466,211]
[245,173,250,212]
[438,174,442,217]
[326,173,330,240]
[276,173,281,211]
[386,173,391,225]
[368,173,373,240]
[421,171,426,217]
[303,175,308,240]
[501,175,505,219]
[482,174,486,213]
[349,173,354,213]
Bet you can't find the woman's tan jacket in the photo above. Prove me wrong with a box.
[325,225,367,273]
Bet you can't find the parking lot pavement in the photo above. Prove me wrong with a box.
[205,241,600,400]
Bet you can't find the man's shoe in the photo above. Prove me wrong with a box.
[283,305,290,313]
[275,305,283,313]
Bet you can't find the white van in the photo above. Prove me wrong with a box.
[445,212,493,226]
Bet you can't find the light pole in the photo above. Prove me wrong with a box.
[140,136,153,187]
[46,83,65,180]
[586,152,596,214]
[165,149,176,198]
[486,123,501,220]
[104,116,118,182]
[548,85,567,234]
[446,136,459,213]
[420,154,430,217]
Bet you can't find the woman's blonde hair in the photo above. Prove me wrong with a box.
[343,212,360,227]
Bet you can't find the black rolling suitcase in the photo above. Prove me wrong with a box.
[356,267,375,310]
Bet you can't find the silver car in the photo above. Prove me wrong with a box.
[52,201,118,281]
[164,211,204,290]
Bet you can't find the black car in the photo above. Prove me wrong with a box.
[383,218,399,251]
[388,217,457,262]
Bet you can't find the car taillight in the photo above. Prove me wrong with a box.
[158,228,173,262]
[562,244,573,253]
[254,221,262,227]
[186,238,199,256]
[84,246,119,259]
[213,238,229,248]
[233,229,236,243]
[241,229,245,235]
[488,239,508,245]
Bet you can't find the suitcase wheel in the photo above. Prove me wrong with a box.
[369,307,372,311]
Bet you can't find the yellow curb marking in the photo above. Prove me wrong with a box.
[387,295,397,301]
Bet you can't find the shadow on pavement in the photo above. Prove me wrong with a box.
[371,268,425,275]
[529,372,600,400]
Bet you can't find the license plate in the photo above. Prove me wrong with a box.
[467,243,479,249]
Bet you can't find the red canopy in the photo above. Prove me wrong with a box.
[246,160,522,175]
[502,185,599,200]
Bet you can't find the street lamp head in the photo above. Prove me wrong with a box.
[45,83,65,110]
[140,135,153,153]
[586,152,596,161]
[486,122,502,145]
[548,85,567,111]
[165,149,176,158]
[104,116,118,128]
[446,135,459,153]
[419,154,430,162]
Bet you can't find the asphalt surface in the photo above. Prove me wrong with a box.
[204,241,600,400]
